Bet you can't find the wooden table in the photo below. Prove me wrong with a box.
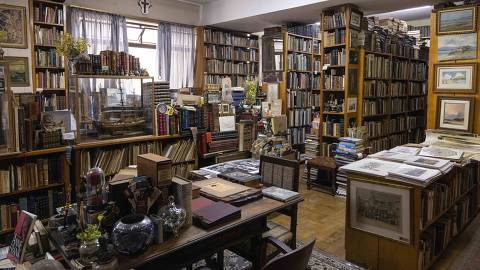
[306,157,337,195]
[49,197,303,270]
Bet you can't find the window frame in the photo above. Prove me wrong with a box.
[126,19,157,49]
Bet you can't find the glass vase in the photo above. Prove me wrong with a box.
[79,238,100,264]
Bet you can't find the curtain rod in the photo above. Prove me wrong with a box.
[67,4,196,28]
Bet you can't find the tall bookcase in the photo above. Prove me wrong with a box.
[29,0,68,109]
[262,27,321,148]
[320,4,362,153]
[359,45,428,154]
[194,26,259,92]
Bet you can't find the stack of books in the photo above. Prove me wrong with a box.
[334,137,365,197]
[143,81,172,106]
[303,134,322,183]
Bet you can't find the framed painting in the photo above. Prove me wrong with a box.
[349,180,411,244]
[0,4,27,49]
[438,33,477,61]
[4,57,29,87]
[437,6,476,34]
[434,63,476,93]
[436,96,474,133]
[350,11,362,28]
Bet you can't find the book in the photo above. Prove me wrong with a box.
[262,186,300,202]
[418,146,464,161]
[339,158,400,177]
[369,150,415,162]
[218,170,261,188]
[7,210,37,264]
[404,156,452,172]
[387,164,442,186]
[390,146,421,155]
[194,178,250,199]
[192,200,241,229]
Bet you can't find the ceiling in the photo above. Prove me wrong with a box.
[195,0,440,32]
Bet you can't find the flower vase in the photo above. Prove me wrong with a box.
[79,238,100,264]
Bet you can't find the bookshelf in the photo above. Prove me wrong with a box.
[359,26,428,153]
[29,0,68,109]
[262,25,321,148]
[345,161,479,270]
[320,4,362,154]
[194,26,259,92]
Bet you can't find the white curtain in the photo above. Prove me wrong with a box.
[157,23,196,89]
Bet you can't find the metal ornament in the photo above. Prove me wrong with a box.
[138,0,152,15]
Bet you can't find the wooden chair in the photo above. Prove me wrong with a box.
[262,237,315,270]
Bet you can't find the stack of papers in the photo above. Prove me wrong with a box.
[404,156,453,173]
[369,150,415,162]
[389,146,421,155]
[418,146,464,161]
[387,164,442,186]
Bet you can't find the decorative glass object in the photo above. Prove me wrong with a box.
[111,214,154,255]
[159,196,186,236]
[85,167,106,209]
[79,238,100,265]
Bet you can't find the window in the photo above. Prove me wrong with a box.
[127,19,158,79]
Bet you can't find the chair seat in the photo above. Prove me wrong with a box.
[264,221,293,257]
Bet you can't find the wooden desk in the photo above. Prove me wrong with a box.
[50,197,302,270]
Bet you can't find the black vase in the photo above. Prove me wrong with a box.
[112,214,154,255]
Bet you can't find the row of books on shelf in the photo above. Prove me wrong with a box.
[314,59,321,72]
[323,118,344,137]
[206,60,258,74]
[324,49,346,66]
[203,29,258,48]
[199,131,239,155]
[34,26,63,46]
[234,49,258,62]
[0,158,62,194]
[162,139,196,163]
[33,4,64,25]
[0,190,65,232]
[288,36,312,52]
[419,192,477,270]
[323,30,346,47]
[80,141,162,177]
[324,74,345,90]
[288,108,312,127]
[365,115,425,138]
[365,54,427,80]
[363,80,426,97]
[323,11,348,29]
[143,81,171,106]
[287,72,320,90]
[75,51,141,76]
[232,62,258,75]
[205,45,232,60]
[35,71,65,90]
[288,127,306,145]
[287,53,311,71]
[35,49,64,68]
[287,90,320,108]
[288,24,320,38]
[363,97,425,116]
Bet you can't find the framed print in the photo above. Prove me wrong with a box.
[349,180,411,244]
[434,63,476,93]
[0,4,27,49]
[437,7,476,34]
[438,33,477,61]
[350,12,361,28]
[347,97,357,113]
[436,96,474,132]
[4,57,29,87]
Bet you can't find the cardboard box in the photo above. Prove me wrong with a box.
[137,153,172,187]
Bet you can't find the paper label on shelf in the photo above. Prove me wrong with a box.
[219,116,235,132]
[63,132,75,140]
[323,64,330,70]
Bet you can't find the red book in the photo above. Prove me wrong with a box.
[7,210,37,264]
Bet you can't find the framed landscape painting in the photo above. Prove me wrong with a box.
[4,57,29,87]
[0,4,27,49]
[349,180,411,244]
[437,6,476,34]
[434,64,476,93]
[438,33,477,61]
[436,96,474,132]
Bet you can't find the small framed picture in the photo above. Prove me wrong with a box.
[349,180,411,244]
[0,4,27,49]
[434,63,476,93]
[4,57,29,87]
[438,33,477,61]
[347,97,357,113]
[350,12,361,28]
[437,6,476,35]
[436,96,474,133]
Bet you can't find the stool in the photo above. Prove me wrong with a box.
[306,157,337,195]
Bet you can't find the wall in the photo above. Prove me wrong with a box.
[2,0,34,93]
[65,0,201,25]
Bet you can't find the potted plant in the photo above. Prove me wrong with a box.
[244,80,257,106]
[77,215,104,264]
[55,33,89,74]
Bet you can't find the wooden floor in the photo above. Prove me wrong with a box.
[270,182,479,269]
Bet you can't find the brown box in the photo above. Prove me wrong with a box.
[137,153,172,187]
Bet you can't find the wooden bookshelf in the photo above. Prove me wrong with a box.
[320,4,362,152]
[29,0,68,109]
[194,26,259,92]
[345,161,479,270]
[359,47,428,153]
[261,26,321,148]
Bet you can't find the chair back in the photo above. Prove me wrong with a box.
[261,239,315,270]
[260,155,300,192]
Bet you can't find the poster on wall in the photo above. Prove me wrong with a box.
[0,4,27,49]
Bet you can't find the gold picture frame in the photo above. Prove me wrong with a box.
[437,6,476,35]
[4,57,30,87]
[436,96,475,133]
[434,63,476,93]
[0,4,28,49]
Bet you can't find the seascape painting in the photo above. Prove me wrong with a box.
[435,64,475,92]
[438,33,477,61]
[350,180,411,243]
[0,4,27,49]
[438,7,476,34]
[437,97,473,132]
